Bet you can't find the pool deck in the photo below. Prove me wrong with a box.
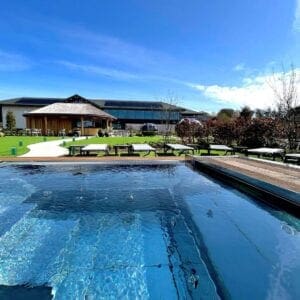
[190,155,300,194]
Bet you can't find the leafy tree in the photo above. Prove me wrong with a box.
[240,118,283,148]
[239,106,253,120]
[212,120,237,145]
[175,118,203,143]
[216,108,236,122]
[6,111,16,131]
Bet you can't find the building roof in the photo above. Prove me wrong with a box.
[0,95,194,112]
[0,97,65,107]
[23,102,116,119]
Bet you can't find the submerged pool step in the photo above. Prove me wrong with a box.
[0,214,77,287]
[51,213,150,299]
[0,204,35,237]
[0,177,36,206]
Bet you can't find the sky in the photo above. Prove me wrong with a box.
[0,0,299,113]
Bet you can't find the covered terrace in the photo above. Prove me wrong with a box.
[23,100,116,136]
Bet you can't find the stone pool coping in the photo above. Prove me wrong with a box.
[188,155,300,215]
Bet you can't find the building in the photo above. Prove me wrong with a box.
[24,95,116,136]
[0,94,204,133]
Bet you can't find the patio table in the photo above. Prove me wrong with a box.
[113,144,130,155]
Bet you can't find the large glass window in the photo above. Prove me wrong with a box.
[104,109,180,121]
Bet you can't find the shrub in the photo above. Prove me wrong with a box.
[6,111,16,131]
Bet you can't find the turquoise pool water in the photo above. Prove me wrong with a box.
[0,163,299,299]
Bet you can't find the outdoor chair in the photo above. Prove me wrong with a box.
[24,128,32,136]
[246,147,285,161]
[58,129,66,137]
[31,128,42,136]
[46,129,55,136]
[207,144,234,155]
[284,153,300,164]
[130,144,157,156]
[81,144,109,156]
[166,144,194,156]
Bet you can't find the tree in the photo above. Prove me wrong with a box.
[160,94,180,144]
[240,118,283,148]
[269,65,298,149]
[239,106,253,121]
[216,108,236,122]
[175,118,203,143]
[212,120,237,145]
[6,111,16,131]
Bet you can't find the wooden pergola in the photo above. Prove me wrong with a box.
[23,100,116,136]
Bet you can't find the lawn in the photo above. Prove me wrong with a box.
[0,136,60,156]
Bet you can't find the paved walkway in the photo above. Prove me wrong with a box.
[20,137,87,157]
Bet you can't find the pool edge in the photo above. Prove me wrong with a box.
[187,156,300,216]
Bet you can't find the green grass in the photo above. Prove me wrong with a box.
[0,136,61,156]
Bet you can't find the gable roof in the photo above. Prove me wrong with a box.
[23,102,116,119]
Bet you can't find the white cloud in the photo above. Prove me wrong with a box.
[56,60,139,81]
[188,70,300,109]
[294,0,300,32]
[60,28,175,72]
[56,60,191,86]
[0,50,31,71]
[233,63,245,72]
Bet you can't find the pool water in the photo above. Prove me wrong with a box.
[0,163,299,299]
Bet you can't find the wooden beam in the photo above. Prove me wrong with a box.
[81,116,84,136]
[44,116,48,135]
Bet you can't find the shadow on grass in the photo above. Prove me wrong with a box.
[120,153,140,157]
[156,152,176,157]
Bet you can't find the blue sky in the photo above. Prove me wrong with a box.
[0,0,299,112]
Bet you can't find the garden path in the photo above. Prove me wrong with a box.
[20,137,87,157]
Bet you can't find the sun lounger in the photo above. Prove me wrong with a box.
[284,153,300,164]
[81,144,109,156]
[166,144,194,155]
[130,144,156,156]
[246,147,285,160]
[208,144,234,155]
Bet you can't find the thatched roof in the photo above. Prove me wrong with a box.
[23,102,116,119]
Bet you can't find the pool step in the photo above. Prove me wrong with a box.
[0,177,36,205]
[0,214,77,287]
[51,213,150,299]
[0,204,35,237]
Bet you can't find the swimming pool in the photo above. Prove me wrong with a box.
[0,162,299,299]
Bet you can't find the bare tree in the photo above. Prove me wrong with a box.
[160,93,180,145]
[268,64,299,149]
